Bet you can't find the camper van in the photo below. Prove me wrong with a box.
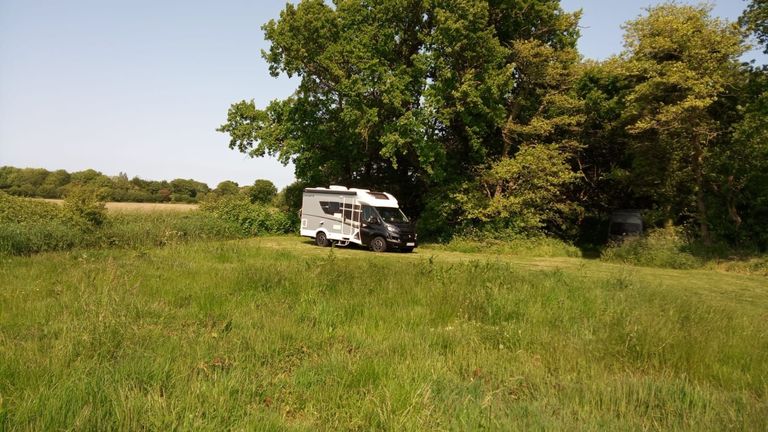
[300,186,417,252]
[609,210,643,239]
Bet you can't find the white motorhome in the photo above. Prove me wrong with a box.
[300,186,417,252]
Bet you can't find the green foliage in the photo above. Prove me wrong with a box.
[741,0,768,53]
[572,60,638,214]
[219,0,581,221]
[600,226,768,274]
[601,227,702,269]
[435,228,582,258]
[0,192,246,255]
[63,185,107,227]
[0,192,84,255]
[0,166,216,203]
[0,191,65,224]
[214,180,240,196]
[455,144,581,235]
[249,179,277,204]
[200,195,293,235]
[278,181,306,214]
[619,3,745,242]
[719,68,768,250]
[0,222,83,256]
[217,0,766,250]
[170,178,210,202]
[98,212,242,249]
[416,184,465,241]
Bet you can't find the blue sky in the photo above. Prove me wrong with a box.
[0,1,761,188]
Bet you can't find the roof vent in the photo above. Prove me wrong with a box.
[329,185,348,191]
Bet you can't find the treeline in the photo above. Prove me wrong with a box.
[0,166,284,205]
[220,1,768,250]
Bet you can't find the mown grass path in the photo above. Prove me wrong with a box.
[1,236,766,430]
[264,237,768,311]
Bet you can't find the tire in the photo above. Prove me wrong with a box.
[315,231,330,247]
[401,247,414,253]
[370,236,388,253]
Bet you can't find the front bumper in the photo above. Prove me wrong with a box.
[387,232,418,248]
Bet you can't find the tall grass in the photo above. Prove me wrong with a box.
[602,227,768,275]
[1,238,765,430]
[601,227,702,269]
[433,228,582,258]
[0,192,291,255]
[0,208,243,255]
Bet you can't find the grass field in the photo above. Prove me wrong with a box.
[38,198,198,213]
[1,236,766,430]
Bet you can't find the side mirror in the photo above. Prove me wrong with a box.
[366,216,379,224]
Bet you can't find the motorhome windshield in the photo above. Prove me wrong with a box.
[376,207,409,223]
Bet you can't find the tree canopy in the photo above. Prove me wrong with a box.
[249,179,278,204]
[220,0,768,248]
[218,0,581,214]
[741,0,768,53]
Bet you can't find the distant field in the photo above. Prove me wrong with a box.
[37,198,198,212]
[1,236,766,430]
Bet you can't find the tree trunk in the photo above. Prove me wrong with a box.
[727,175,742,228]
[496,104,522,198]
[692,137,711,245]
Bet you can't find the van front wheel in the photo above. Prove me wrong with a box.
[370,236,388,253]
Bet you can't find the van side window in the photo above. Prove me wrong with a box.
[320,201,341,215]
[362,206,376,223]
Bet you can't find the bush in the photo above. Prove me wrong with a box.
[249,179,277,204]
[199,195,294,235]
[0,192,65,224]
[0,192,248,255]
[431,228,582,258]
[600,227,703,269]
[63,186,107,227]
[0,221,83,255]
[0,192,86,254]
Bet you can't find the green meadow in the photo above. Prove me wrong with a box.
[1,236,766,430]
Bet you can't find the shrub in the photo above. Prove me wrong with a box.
[0,192,247,255]
[0,221,83,255]
[600,227,703,269]
[432,228,582,258]
[199,195,294,235]
[0,192,86,254]
[63,185,107,227]
[249,179,277,204]
[454,144,581,237]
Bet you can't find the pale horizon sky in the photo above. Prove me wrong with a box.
[0,0,762,189]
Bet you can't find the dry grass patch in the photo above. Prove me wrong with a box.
[38,198,198,213]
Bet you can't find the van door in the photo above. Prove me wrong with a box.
[360,205,382,245]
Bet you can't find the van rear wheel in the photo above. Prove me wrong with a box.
[370,236,388,253]
[315,232,330,247]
